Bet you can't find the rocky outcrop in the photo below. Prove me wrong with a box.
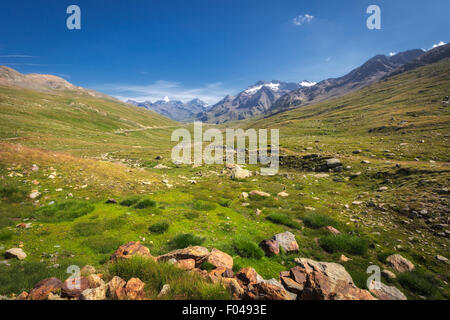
[157,246,210,267]
[29,277,63,300]
[110,241,154,261]
[386,254,415,273]
[206,248,233,269]
[369,281,407,300]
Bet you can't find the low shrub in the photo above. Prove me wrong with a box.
[0,229,13,241]
[149,221,169,234]
[319,234,369,256]
[34,200,95,222]
[134,198,157,209]
[0,185,27,203]
[192,200,216,211]
[266,213,300,229]
[232,237,264,259]
[72,221,103,236]
[169,233,205,249]
[84,236,123,254]
[398,271,437,296]
[119,196,141,207]
[304,213,338,229]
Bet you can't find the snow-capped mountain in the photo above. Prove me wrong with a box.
[197,80,313,123]
[127,98,208,122]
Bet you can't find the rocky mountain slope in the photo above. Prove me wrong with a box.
[268,49,425,115]
[0,66,113,100]
[197,80,315,124]
[127,97,208,122]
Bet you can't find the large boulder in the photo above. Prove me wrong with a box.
[5,248,27,260]
[29,277,63,300]
[292,258,376,300]
[107,276,126,300]
[157,246,210,267]
[259,239,280,256]
[369,281,407,300]
[273,231,299,253]
[236,267,263,286]
[80,284,107,300]
[386,254,415,273]
[110,241,154,262]
[206,248,233,269]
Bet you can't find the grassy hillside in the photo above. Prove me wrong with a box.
[0,60,449,300]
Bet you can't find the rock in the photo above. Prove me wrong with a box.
[293,258,376,300]
[240,192,249,200]
[253,279,296,300]
[154,164,169,169]
[352,201,363,205]
[80,284,107,300]
[5,248,27,260]
[273,231,299,253]
[326,158,341,169]
[289,266,308,286]
[231,165,252,180]
[255,209,262,216]
[361,160,371,164]
[221,278,244,299]
[105,199,117,204]
[61,276,90,299]
[107,276,126,299]
[386,254,415,273]
[209,267,228,282]
[157,284,170,298]
[236,267,262,286]
[280,276,304,294]
[87,274,105,288]
[249,190,270,198]
[207,248,233,269]
[29,277,63,300]
[80,265,96,276]
[435,255,448,263]
[324,226,341,235]
[340,255,351,262]
[47,292,66,300]
[176,259,196,270]
[157,246,210,267]
[369,281,407,300]
[382,269,396,279]
[116,278,145,300]
[16,291,29,300]
[29,191,40,199]
[110,241,154,262]
[259,239,280,256]
[352,150,362,154]
[277,191,289,198]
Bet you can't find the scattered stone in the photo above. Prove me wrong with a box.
[154,164,169,169]
[231,165,252,180]
[255,209,262,216]
[106,199,117,204]
[361,160,371,164]
[236,267,262,286]
[340,255,351,262]
[277,191,289,198]
[382,270,396,279]
[157,284,170,298]
[326,158,342,169]
[29,191,40,199]
[29,277,63,300]
[207,248,233,269]
[111,241,154,262]
[324,226,341,235]
[249,190,270,198]
[435,255,448,263]
[80,284,107,300]
[273,231,299,253]
[61,277,90,299]
[107,276,126,299]
[116,278,145,300]
[5,248,27,260]
[87,274,105,288]
[369,281,407,300]
[259,239,280,256]
[240,192,248,200]
[386,254,415,273]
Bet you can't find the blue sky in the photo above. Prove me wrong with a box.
[0,0,448,104]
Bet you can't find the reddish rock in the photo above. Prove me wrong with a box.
[236,267,261,286]
[221,278,244,299]
[107,276,126,299]
[61,276,91,299]
[110,241,154,262]
[29,277,63,300]
[176,258,196,270]
[280,276,304,294]
[293,258,376,300]
[16,291,29,300]
[290,266,307,286]
[157,246,210,267]
[116,278,145,300]
[323,226,341,235]
[253,280,296,300]
[259,239,280,256]
[207,248,233,269]
[386,254,415,273]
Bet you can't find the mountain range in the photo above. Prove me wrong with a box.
[127,98,208,122]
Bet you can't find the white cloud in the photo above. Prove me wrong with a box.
[0,54,35,58]
[293,14,314,26]
[325,56,332,62]
[429,41,446,50]
[99,80,237,105]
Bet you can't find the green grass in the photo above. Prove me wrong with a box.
[303,213,338,229]
[33,200,95,222]
[0,185,27,203]
[0,229,13,241]
[149,221,170,234]
[232,237,265,259]
[83,236,123,254]
[192,200,216,211]
[266,213,300,229]
[319,234,369,256]
[134,198,157,209]
[169,233,205,249]
[72,221,103,236]
[120,196,141,207]
[108,256,231,299]
[397,271,437,297]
